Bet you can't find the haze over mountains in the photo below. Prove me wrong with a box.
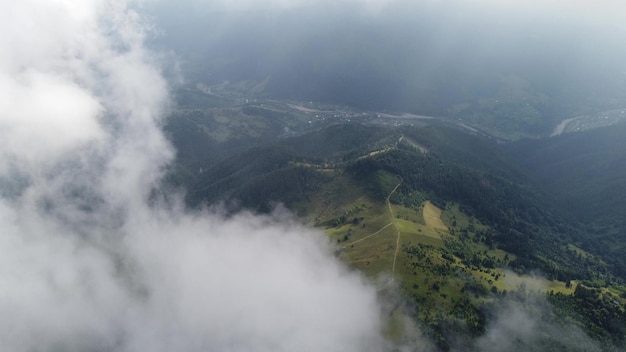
[148,0,626,138]
[2,0,626,351]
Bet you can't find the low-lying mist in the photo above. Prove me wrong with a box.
[0,1,383,351]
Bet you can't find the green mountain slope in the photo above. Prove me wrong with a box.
[506,124,626,278]
[164,109,626,349]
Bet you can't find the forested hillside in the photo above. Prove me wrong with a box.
[164,103,626,350]
[507,124,626,279]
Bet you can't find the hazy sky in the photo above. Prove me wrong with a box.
[147,0,626,70]
[146,0,626,118]
[154,0,626,25]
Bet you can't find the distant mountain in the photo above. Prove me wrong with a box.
[148,4,626,139]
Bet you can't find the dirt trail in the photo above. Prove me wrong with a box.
[337,177,402,289]
[388,178,403,284]
[343,222,392,247]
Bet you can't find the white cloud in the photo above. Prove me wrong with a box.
[0,71,104,172]
[0,0,385,351]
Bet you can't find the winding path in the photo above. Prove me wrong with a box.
[338,177,403,288]
[387,178,403,284]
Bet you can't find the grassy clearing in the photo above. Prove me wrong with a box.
[309,174,398,277]
[423,201,447,231]
[394,204,425,225]
[344,234,395,271]
[315,181,582,336]
[397,218,443,242]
